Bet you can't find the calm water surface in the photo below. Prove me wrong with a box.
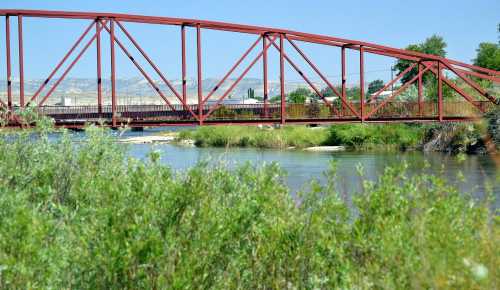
[119,128,499,207]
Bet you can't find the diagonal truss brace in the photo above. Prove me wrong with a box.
[100,21,177,111]
[115,21,201,119]
[285,36,359,118]
[202,35,262,104]
[37,21,108,106]
[266,36,340,116]
[202,35,279,120]
[365,62,432,119]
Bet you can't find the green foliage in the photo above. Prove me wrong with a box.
[178,124,432,151]
[181,125,329,149]
[422,123,487,154]
[367,79,385,94]
[474,42,500,71]
[326,124,427,150]
[0,127,497,289]
[288,87,311,104]
[486,106,500,147]
[320,86,361,100]
[269,95,282,103]
[424,77,457,101]
[395,35,447,84]
[247,88,255,99]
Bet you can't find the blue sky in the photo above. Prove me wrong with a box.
[1,0,498,85]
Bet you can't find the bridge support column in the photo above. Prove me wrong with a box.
[279,34,285,125]
[359,46,365,122]
[96,19,103,115]
[263,36,268,118]
[5,15,12,109]
[341,46,346,117]
[418,62,423,116]
[18,15,24,108]
[437,61,443,122]
[181,25,187,108]
[110,18,117,127]
[197,24,203,125]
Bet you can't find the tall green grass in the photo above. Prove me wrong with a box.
[326,123,427,150]
[176,124,427,150]
[0,125,497,289]
[177,125,330,149]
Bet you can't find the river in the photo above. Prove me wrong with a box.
[117,128,499,207]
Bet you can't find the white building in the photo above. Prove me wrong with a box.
[205,97,261,106]
[55,96,72,106]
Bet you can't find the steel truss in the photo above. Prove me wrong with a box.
[0,9,498,128]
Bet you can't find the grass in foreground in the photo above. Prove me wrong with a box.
[0,125,498,289]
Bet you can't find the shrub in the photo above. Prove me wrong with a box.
[422,123,487,154]
[325,124,426,150]
[0,127,497,289]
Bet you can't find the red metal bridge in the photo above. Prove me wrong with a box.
[0,9,498,128]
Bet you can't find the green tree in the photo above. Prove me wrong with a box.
[288,87,310,103]
[318,86,360,101]
[247,88,255,99]
[269,95,282,103]
[394,35,447,84]
[473,42,500,71]
[319,86,340,98]
[367,79,385,94]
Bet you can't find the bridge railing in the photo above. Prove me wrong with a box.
[34,100,494,124]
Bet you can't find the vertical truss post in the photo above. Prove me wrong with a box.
[359,46,365,122]
[181,25,187,108]
[18,15,24,107]
[96,19,102,114]
[196,24,203,125]
[341,46,346,116]
[279,33,285,125]
[262,35,268,118]
[5,15,12,108]
[437,61,443,122]
[418,62,423,116]
[110,18,117,127]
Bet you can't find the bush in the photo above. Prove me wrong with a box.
[0,126,497,289]
[325,124,426,150]
[422,123,487,154]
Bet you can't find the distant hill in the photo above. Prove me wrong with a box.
[0,77,331,105]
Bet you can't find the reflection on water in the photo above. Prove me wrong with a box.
[120,129,499,208]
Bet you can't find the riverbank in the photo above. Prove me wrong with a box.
[0,126,497,289]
